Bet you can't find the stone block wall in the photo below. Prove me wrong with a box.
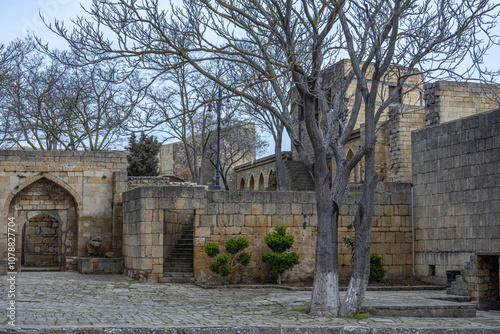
[194,190,318,284]
[412,109,500,285]
[122,182,413,283]
[127,176,171,190]
[122,185,205,282]
[0,150,127,271]
[388,105,426,182]
[193,183,413,284]
[424,81,499,126]
[337,183,413,279]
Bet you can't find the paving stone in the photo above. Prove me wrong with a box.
[1,272,499,333]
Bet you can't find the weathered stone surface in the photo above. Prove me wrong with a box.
[412,109,500,302]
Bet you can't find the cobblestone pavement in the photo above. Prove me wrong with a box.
[1,272,500,332]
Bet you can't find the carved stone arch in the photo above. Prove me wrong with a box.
[4,174,83,216]
[249,175,255,191]
[240,177,246,190]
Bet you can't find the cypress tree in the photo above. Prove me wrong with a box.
[126,132,161,176]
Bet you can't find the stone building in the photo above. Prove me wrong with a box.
[0,151,128,271]
[158,122,257,189]
[235,80,499,191]
[0,79,498,311]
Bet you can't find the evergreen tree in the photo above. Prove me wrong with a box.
[126,132,161,176]
[262,226,300,284]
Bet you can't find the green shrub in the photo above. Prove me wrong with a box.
[205,238,251,284]
[261,226,300,284]
[205,242,220,258]
[225,237,249,254]
[369,254,386,282]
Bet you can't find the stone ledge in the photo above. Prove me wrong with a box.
[195,283,445,292]
[78,257,124,274]
[5,326,499,334]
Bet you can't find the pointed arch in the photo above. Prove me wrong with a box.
[249,175,255,191]
[240,178,245,190]
[4,174,82,215]
[258,173,264,191]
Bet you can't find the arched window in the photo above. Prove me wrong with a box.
[240,178,245,190]
[249,175,255,190]
[258,173,264,191]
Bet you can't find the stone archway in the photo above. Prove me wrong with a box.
[9,177,79,271]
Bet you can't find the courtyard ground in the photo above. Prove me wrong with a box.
[1,272,500,333]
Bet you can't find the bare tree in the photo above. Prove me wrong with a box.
[144,62,219,183]
[48,0,499,316]
[232,61,291,191]
[206,122,268,190]
[0,44,141,150]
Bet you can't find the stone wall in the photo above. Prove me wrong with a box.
[194,190,318,283]
[122,185,205,282]
[192,183,412,284]
[388,105,426,182]
[122,183,413,283]
[127,176,171,190]
[412,109,500,286]
[23,214,60,267]
[424,81,499,126]
[0,150,127,271]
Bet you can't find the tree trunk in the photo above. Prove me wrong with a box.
[339,148,377,316]
[306,177,341,316]
[274,129,287,191]
[278,273,282,285]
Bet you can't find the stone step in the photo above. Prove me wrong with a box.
[162,267,193,273]
[21,266,61,272]
[159,273,194,283]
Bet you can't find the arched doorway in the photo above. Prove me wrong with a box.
[258,173,264,191]
[22,214,61,268]
[9,177,78,271]
[249,175,255,190]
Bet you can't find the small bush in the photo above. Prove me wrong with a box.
[205,238,251,284]
[369,254,386,282]
[205,242,220,258]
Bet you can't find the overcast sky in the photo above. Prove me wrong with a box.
[1,0,498,157]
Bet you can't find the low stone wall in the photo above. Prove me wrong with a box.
[194,182,413,284]
[127,176,171,190]
[122,182,413,283]
[194,190,318,284]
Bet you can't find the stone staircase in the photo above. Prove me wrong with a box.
[284,160,315,191]
[159,223,194,283]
